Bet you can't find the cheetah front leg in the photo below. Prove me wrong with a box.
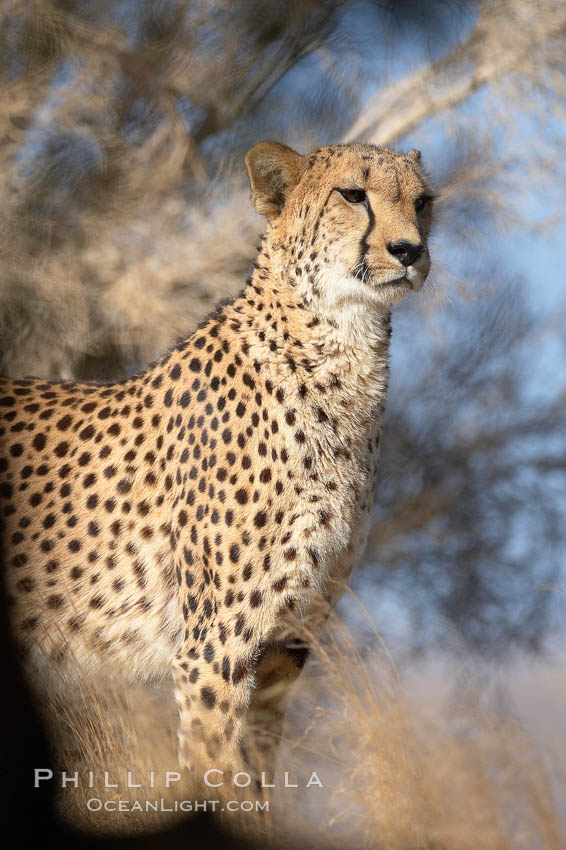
[172,630,310,786]
[173,638,305,793]
[171,545,331,788]
[170,547,261,784]
[173,641,258,784]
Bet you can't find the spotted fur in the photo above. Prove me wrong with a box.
[0,142,434,781]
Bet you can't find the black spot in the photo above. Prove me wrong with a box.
[221,657,230,681]
[232,657,252,684]
[201,686,216,709]
[32,433,46,451]
[235,489,248,505]
[56,415,73,431]
[254,511,267,528]
[47,595,64,609]
[250,590,262,608]
[79,424,95,441]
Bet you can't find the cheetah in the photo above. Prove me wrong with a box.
[0,141,434,783]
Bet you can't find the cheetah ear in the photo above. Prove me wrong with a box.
[245,141,304,221]
[408,148,421,163]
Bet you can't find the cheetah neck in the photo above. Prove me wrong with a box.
[211,239,392,428]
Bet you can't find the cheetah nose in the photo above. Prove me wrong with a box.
[387,240,424,267]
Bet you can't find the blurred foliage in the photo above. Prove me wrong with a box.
[365,281,566,656]
[1,0,565,657]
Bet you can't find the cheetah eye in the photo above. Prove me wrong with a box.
[415,195,431,213]
[338,188,366,204]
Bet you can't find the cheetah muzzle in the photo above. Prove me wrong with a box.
[0,141,434,788]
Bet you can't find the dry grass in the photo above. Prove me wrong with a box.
[42,603,566,848]
[278,614,566,849]
[46,677,186,837]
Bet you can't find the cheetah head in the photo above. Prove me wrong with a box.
[245,141,434,312]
